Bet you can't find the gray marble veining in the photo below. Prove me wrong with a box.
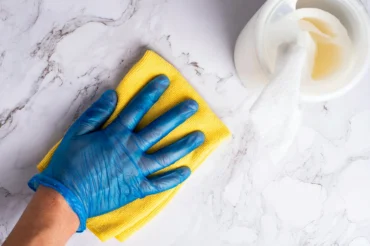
[0,0,369,245]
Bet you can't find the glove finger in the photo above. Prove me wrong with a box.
[140,166,191,196]
[139,131,204,176]
[136,100,199,151]
[109,75,169,132]
[67,90,117,137]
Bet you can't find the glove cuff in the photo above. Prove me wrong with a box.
[28,174,87,232]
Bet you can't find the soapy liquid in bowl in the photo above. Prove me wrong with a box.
[264,1,353,84]
[301,17,343,80]
[234,0,369,101]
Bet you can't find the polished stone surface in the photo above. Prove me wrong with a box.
[0,0,369,245]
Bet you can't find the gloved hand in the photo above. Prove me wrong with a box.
[28,75,205,232]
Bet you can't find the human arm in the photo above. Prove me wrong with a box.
[3,186,79,246]
[4,75,204,245]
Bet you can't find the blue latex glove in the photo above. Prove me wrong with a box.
[28,75,205,232]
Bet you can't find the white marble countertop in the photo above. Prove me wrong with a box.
[1,0,370,245]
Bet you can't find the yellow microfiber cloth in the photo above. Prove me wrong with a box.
[37,50,230,242]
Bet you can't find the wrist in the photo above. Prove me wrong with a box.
[28,174,88,232]
[35,186,80,231]
[3,186,79,246]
